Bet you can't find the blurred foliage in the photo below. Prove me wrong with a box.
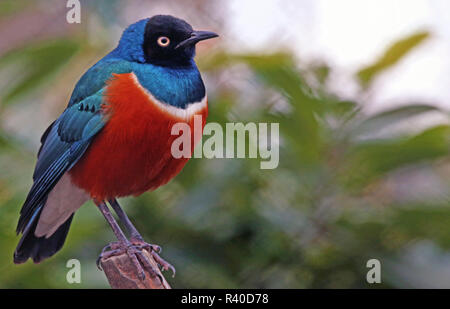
[0,39,80,106]
[357,31,430,87]
[0,1,449,289]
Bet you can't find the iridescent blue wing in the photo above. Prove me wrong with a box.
[17,90,106,234]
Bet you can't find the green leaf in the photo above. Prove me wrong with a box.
[355,104,443,135]
[390,206,450,248]
[357,31,430,87]
[344,125,450,187]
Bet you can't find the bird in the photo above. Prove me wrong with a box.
[13,15,218,278]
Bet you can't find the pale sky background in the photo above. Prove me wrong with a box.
[225,0,450,114]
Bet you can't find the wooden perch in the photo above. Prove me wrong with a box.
[100,249,171,289]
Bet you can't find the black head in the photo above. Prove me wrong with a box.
[143,15,218,67]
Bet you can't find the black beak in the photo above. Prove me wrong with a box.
[175,30,219,49]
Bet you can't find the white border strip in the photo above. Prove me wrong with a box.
[131,73,207,120]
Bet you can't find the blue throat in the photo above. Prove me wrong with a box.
[130,61,205,108]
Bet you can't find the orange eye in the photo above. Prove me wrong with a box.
[157,36,170,47]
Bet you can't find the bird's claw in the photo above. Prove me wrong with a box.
[151,250,176,277]
[96,241,159,280]
[130,237,162,253]
[129,237,175,276]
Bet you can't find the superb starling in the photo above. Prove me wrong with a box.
[14,15,218,277]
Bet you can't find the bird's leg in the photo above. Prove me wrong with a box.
[108,198,160,252]
[108,198,175,276]
[95,201,159,280]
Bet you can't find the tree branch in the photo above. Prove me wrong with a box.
[100,249,171,289]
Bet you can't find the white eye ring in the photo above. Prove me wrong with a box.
[157,36,170,47]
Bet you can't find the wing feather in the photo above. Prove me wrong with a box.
[17,90,107,234]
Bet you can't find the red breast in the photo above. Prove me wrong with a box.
[69,73,208,200]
